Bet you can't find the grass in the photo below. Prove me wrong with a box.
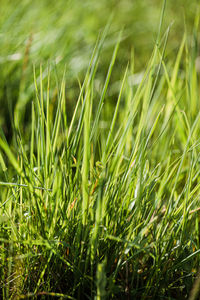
[0,0,200,299]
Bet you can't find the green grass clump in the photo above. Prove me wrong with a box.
[1,1,200,300]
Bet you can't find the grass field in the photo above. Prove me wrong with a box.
[0,0,200,299]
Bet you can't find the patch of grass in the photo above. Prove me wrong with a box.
[0,1,200,299]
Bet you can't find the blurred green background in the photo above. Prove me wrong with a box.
[0,0,199,140]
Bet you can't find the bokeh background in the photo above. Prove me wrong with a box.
[0,0,199,140]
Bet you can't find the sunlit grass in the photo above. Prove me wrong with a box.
[0,1,200,299]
